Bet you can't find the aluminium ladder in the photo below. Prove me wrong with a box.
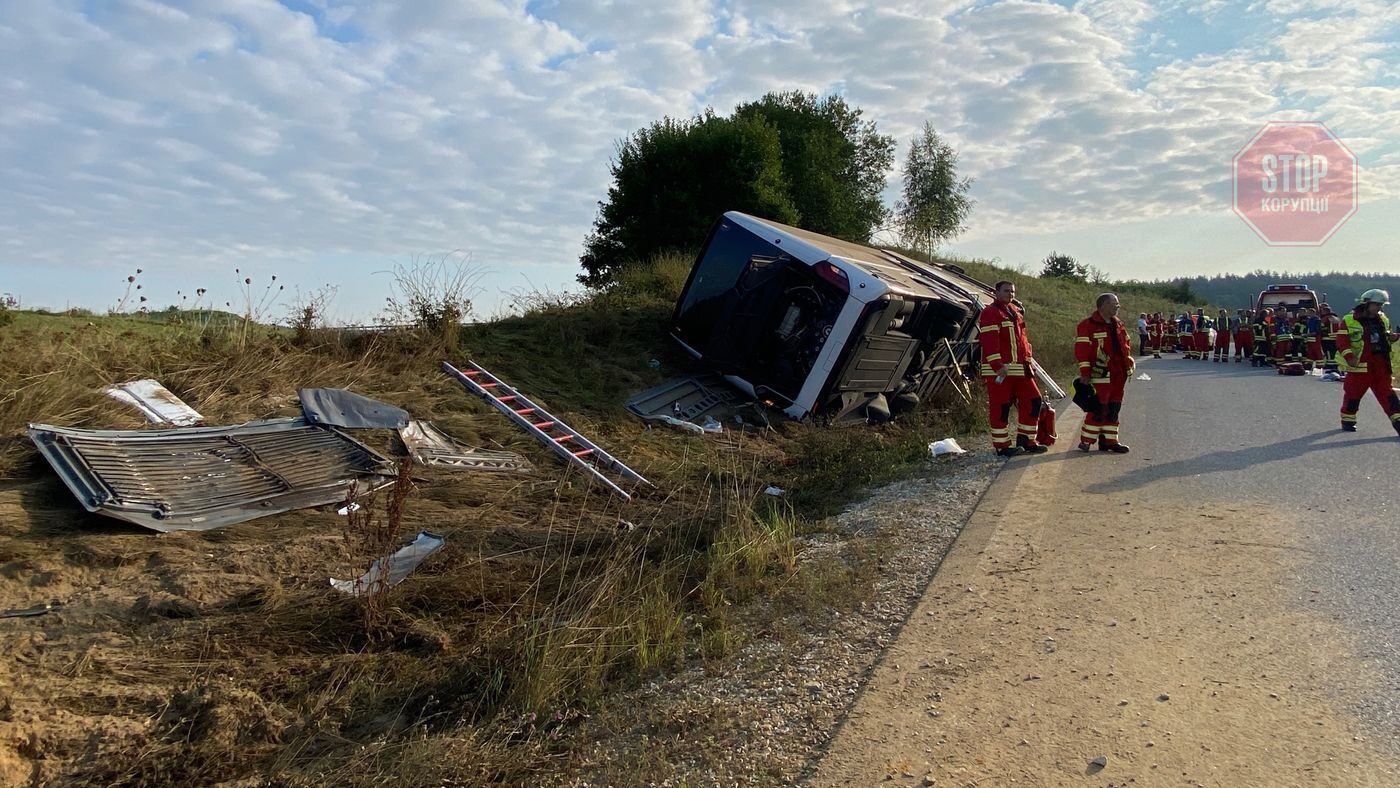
[441,360,652,501]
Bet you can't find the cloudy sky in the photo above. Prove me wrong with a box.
[2,0,1397,321]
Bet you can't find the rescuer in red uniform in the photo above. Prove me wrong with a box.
[1213,308,1231,362]
[1075,293,1135,453]
[1192,309,1211,362]
[1233,309,1253,363]
[1302,307,1324,368]
[1334,289,1400,436]
[1320,303,1343,372]
[1271,309,1294,364]
[978,280,1047,456]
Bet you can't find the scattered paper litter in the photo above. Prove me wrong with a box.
[331,530,445,595]
[763,486,786,497]
[336,502,361,515]
[928,438,966,456]
[1135,373,1151,381]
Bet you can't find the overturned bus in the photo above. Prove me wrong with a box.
[665,211,997,423]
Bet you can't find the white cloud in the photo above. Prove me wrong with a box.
[0,0,1396,316]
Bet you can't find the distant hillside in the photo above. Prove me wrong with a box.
[1148,272,1400,310]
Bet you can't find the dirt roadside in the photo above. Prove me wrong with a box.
[811,410,1399,787]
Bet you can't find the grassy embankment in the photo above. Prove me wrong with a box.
[0,253,1188,784]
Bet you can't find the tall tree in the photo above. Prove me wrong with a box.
[895,122,973,261]
[733,91,895,242]
[578,112,797,288]
[1040,251,1087,280]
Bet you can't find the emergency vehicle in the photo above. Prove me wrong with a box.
[1255,283,1321,314]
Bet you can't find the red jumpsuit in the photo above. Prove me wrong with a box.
[1303,320,1324,364]
[1212,315,1230,361]
[1334,309,1400,432]
[978,301,1043,451]
[1075,312,1135,447]
[1233,322,1252,362]
[1192,316,1210,361]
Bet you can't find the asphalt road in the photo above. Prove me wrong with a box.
[1090,353,1400,746]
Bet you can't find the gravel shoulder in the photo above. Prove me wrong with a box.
[560,447,1004,786]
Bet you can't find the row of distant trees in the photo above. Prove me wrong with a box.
[579,91,972,287]
[1160,272,1400,309]
[1039,255,1397,309]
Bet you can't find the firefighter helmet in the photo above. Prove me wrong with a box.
[1358,288,1390,306]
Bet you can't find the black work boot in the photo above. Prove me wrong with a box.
[997,446,1026,457]
[1017,436,1048,454]
[1341,422,1357,432]
[1098,441,1131,453]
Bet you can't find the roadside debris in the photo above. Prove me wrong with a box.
[398,419,531,473]
[443,360,651,501]
[653,415,706,434]
[337,502,362,515]
[103,379,203,426]
[763,486,786,497]
[28,418,397,532]
[626,374,748,432]
[928,438,966,456]
[2,602,59,618]
[299,388,410,429]
[1135,373,1152,381]
[331,530,445,595]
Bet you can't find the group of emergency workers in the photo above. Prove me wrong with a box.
[976,287,1400,456]
[1143,305,1346,369]
[1143,291,1400,435]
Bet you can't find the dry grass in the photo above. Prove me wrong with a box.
[7,247,1159,783]
[1,262,982,785]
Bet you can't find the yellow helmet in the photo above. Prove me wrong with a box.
[1359,288,1390,306]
